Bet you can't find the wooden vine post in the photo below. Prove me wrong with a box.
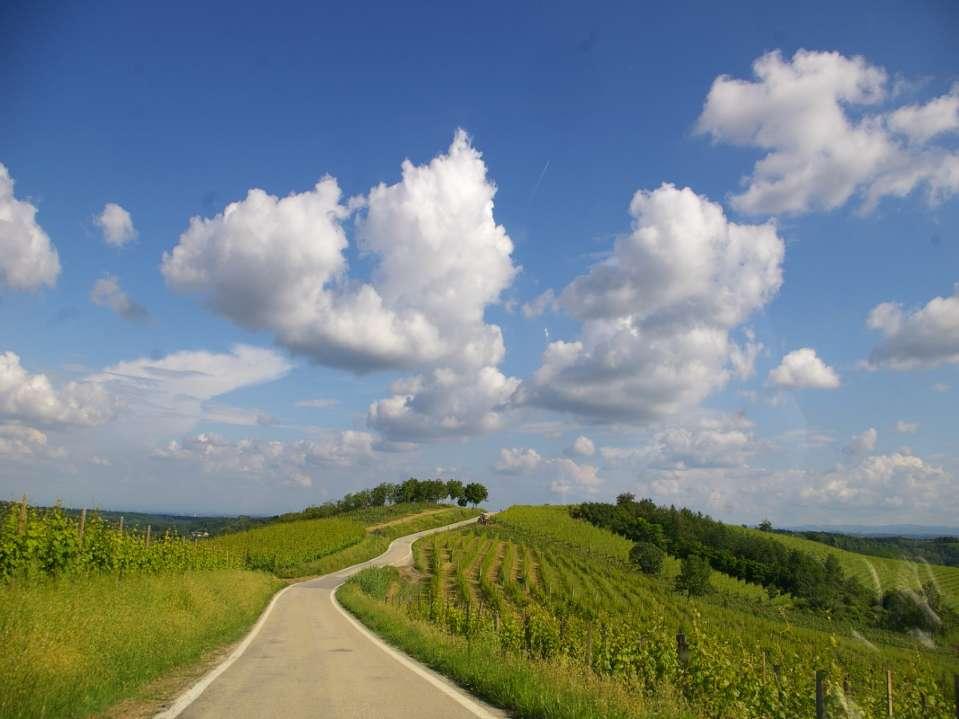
[78,508,87,547]
[886,669,893,718]
[815,670,826,719]
[18,495,27,534]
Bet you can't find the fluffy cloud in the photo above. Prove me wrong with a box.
[698,50,959,214]
[798,452,951,511]
[0,351,117,427]
[162,130,516,374]
[95,203,137,247]
[492,445,600,495]
[768,348,840,389]
[153,430,378,487]
[865,286,959,370]
[549,458,601,495]
[601,413,758,470]
[0,163,60,291]
[895,420,919,434]
[522,289,556,319]
[520,183,783,422]
[367,366,519,441]
[844,427,878,455]
[90,275,148,321]
[87,344,291,437]
[887,83,959,143]
[0,423,63,460]
[494,447,543,474]
[566,434,595,457]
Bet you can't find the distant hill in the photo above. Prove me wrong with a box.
[785,523,959,538]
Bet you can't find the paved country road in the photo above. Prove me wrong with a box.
[156,517,507,719]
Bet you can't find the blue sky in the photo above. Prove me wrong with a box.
[1,0,958,523]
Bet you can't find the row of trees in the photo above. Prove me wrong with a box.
[578,495,957,635]
[279,478,489,522]
[574,495,874,613]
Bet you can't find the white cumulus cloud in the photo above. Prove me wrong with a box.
[153,430,379,487]
[90,275,148,321]
[865,285,959,370]
[698,50,959,214]
[844,427,878,455]
[768,348,840,389]
[494,447,543,474]
[566,435,595,457]
[162,130,516,375]
[0,163,60,291]
[520,183,783,423]
[367,366,519,441]
[0,351,117,427]
[95,203,137,247]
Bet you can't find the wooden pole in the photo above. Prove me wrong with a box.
[676,631,689,664]
[953,673,958,719]
[146,524,152,547]
[886,669,893,718]
[78,508,87,547]
[119,515,124,535]
[816,670,826,719]
[18,495,27,534]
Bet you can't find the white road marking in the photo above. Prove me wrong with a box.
[154,583,296,719]
[329,585,501,719]
[154,515,483,719]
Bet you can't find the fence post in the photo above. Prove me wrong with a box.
[119,515,124,535]
[816,670,826,719]
[676,631,689,665]
[953,673,958,719]
[146,524,152,547]
[18,495,27,534]
[79,508,87,547]
[886,669,893,718]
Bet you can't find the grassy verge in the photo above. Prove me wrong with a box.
[0,569,281,719]
[338,572,693,719]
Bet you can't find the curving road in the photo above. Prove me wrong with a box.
[156,517,506,719]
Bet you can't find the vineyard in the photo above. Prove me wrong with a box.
[752,527,959,611]
[344,506,959,719]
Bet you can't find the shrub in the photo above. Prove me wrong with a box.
[675,554,711,596]
[629,541,665,576]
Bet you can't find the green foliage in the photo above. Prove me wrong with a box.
[0,569,280,719]
[464,482,489,507]
[0,501,237,581]
[353,565,400,601]
[752,526,959,611]
[360,506,958,718]
[573,498,874,616]
[675,555,711,596]
[630,541,665,576]
[209,518,365,575]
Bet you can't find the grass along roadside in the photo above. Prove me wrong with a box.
[0,505,479,719]
[338,571,693,719]
[0,569,281,719]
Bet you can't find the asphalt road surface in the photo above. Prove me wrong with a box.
[158,517,506,719]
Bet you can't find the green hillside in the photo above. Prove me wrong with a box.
[751,527,959,610]
[341,504,959,719]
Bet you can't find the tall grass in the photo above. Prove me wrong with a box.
[0,569,281,719]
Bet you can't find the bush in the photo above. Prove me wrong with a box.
[629,541,665,576]
[675,554,711,596]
